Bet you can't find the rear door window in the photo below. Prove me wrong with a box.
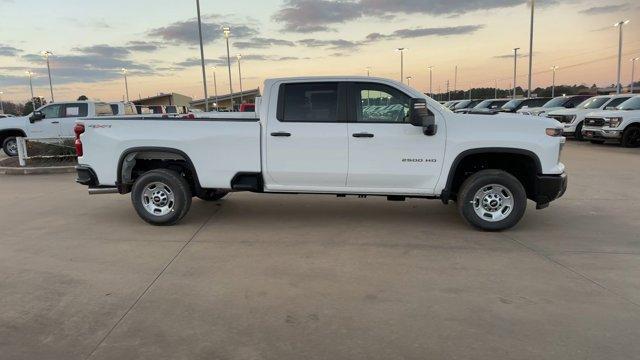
[279,82,340,122]
[95,103,114,116]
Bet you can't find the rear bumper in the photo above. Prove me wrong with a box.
[76,165,98,187]
[534,173,567,209]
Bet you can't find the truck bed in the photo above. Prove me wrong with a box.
[78,115,262,188]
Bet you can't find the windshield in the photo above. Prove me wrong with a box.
[617,97,640,110]
[542,97,569,108]
[454,100,472,109]
[502,99,523,110]
[577,97,609,109]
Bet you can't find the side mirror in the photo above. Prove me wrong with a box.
[29,111,45,123]
[409,98,437,136]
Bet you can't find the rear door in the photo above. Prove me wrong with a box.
[265,82,348,189]
[346,82,446,193]
[58,103,88,137]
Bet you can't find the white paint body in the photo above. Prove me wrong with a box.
[78,77,565,197]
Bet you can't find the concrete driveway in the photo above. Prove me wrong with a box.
[1,142,639,360]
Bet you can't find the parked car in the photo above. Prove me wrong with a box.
[499,97,552,113]
[517,95,592,116]
[240,103,256,112]
[455,99,509,114]
[452,99,483,112]
[443,100,462,110]
[547,94,635,140]
[109,102,138,116]
[75,76,566,231]
[581,96,640,147]
[0,101,114,156]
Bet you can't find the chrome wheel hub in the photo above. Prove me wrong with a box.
[6,139,17,155]
[142,182,175,216]
[472,184,514,222]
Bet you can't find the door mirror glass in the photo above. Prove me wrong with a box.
[29,111,45,123]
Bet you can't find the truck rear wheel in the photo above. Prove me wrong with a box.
[2,137,18,157]
[131,169,192,225]
[457,169,527,231]
[574,122,584,141]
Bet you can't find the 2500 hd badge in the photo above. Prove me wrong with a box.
[402,158,437,163]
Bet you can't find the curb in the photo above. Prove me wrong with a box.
[0,165,76,175]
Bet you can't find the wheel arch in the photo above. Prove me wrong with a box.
[441,147,542,202]
[0,129,27,144]
[116,146,203,195]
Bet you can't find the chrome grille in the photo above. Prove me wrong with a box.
[584,117,605,127]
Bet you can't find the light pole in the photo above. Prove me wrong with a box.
[513,47,520,99]
[454,65,458,98]
[494,79,498,99]
[614,20,630,94]
[395,48,407,83]
[236,54,243,104]
[41,50,54,102]
[210,66,219,110]
[527,0,535,97]
[446,80,450,101]
[406,76,412,86]
[25,71,35,112]
[0,91,4,114]
[631,57,639,94]
[550,66,559,97]
[365,67,370,76]
[195,0,209,111]
[222,26,234,110]
[427,66,433,98]
[121,68,129,102]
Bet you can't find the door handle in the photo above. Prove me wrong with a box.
[270,131,291,137]
[51,121,60,124]
[352,132,374,138]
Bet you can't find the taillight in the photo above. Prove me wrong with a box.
[182,113,196,119]
[74,123,85,156]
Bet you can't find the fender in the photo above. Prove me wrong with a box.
[116,146,203,194]
[440,147,543,202]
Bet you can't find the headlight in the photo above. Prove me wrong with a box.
[606,117,623,128]
[546,128,563,137]
[568,115,577,123]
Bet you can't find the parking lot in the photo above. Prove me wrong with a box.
[1,141,639,360]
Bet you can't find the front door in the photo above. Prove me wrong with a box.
[28,104,62,138]
[346,82,445,193]
[265,82,348,190]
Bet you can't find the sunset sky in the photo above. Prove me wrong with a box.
[1,0,639,102]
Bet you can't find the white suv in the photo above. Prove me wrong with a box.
[547,94,634,140]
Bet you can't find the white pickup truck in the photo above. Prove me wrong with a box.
[581,96,640,147]
[75,77,567,231]
[0,101,114,156]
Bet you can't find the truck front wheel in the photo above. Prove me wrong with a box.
[457,169,527,231]
[131,169,192,225]
[2,137,18,157]
[621,126,640,148]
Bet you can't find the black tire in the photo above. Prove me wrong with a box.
[131,169,192,226]
[197,189,229,201]
[2,137,18,157]
[590,140,605,144]
[574,122,584,141]
[457,169,527,231]
[621,126,640,148]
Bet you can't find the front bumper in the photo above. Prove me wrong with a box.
[534,173,567,209]
[582,127,622,140]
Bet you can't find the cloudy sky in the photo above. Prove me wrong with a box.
[0,0,639,102]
